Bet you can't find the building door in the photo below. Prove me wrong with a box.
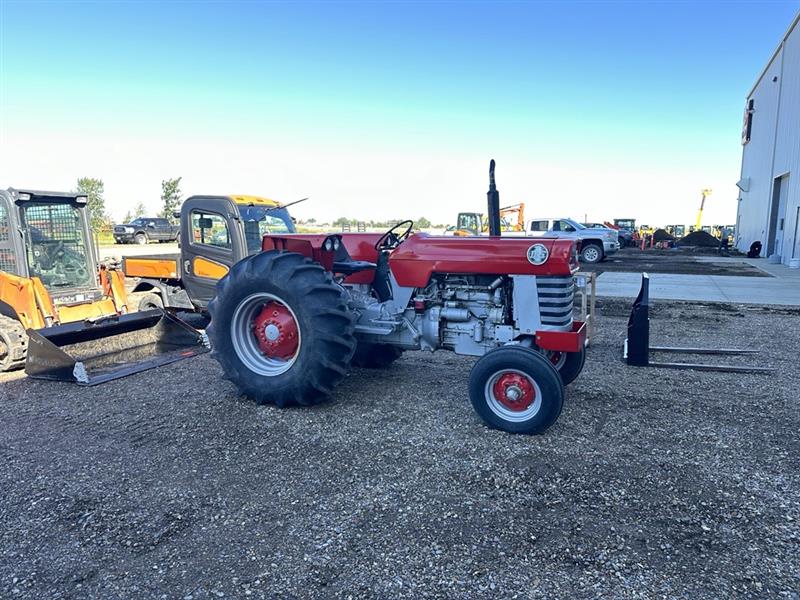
[793,206,800,259]
[767,174,789,257]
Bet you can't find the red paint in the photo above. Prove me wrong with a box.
[493,372,536,412]
[535,321,586,353]
[387,233,577,288]
[253,301,299,359]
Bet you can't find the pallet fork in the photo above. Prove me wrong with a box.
[623,273,774,374]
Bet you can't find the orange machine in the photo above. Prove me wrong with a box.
[0,188,206,381]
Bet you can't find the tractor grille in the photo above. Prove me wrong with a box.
[536,276,574,328]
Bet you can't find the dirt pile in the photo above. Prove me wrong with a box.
[653,228,675,242]
[678,230,719,247]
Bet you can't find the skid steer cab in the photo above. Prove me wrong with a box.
[206,164,587,435]
[0,188,206,384]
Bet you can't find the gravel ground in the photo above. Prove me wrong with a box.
[0,299,798,599]
[581,248,766,277]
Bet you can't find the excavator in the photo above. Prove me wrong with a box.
[0,188,206,383]
[452,203,525,236]
[695,188,712,231]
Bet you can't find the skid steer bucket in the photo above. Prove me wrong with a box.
[24,310,210,385]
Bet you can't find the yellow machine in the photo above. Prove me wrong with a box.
[0,188,206,381]
[453,203,525,236]
[695,188,712,231]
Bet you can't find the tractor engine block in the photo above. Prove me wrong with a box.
[344,273,574,357]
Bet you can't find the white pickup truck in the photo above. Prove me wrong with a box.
[524,218,620,263]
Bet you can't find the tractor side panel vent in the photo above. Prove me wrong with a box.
[536,276,574,329]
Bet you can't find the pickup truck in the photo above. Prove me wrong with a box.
[122,195,297,311]
[113,217,180,245]
[525,218,619,263]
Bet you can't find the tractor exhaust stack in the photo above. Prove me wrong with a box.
[487,159,501,236]
[24,309,209,385]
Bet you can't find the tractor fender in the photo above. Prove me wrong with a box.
[131,279,194,310]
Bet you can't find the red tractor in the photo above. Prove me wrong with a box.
[208,162,586,434]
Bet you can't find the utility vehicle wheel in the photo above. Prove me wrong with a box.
[545,346,586,385]
[137,293,164,312]
[469,346,564,434]
[0,315,27,372]
[207,251,356,407]
[580,243,603,264]
[135,232,148,245]
[351,343,404,368]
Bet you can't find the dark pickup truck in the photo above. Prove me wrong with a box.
[113,217,180,245]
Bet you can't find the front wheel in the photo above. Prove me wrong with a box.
[137,292,164,312]
[135,232,148,245]
[0,316,27,372]
[546,346,586,385]
[580,243,603,264]
[469,346,564,434]
[207,251,356,407]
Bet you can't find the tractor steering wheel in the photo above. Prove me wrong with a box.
[375,220,414,251]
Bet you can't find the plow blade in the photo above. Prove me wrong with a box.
[25,310,209,385]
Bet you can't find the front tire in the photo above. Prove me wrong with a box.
[469,346,564,434]
[546,346,586,385]
[137,292,164,312]
[580,243,603,264]
[207,251,356,407]
[135,232,148,245]
[0,316,27,372]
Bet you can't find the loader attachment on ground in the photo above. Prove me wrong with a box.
[24,310,209,385]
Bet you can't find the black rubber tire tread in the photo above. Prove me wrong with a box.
[351,343,404,369]
[556,346,586,385]
[137,293,164,311]
[468,345,564,435]
[580,243,603,264]
[207,251,356,407]
[0,315,27,372]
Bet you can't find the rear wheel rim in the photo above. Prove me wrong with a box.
[485,369,542,422]
[230,292,301,376]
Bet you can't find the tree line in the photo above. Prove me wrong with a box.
[75,176,183,231]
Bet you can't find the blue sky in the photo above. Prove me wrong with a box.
[1,1,799,224]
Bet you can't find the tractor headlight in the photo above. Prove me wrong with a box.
[324,238,334,251]
[333,238,340,251]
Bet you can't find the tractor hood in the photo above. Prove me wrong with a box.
[388,233,578,288]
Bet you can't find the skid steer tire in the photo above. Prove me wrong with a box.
[0,315,27,372]
[469,345,564,435]
[137,293,164,312]
[351,343,404,369]
[207,251,356,407]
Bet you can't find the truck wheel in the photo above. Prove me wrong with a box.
[580,244,603,264]
[351,343,403,368]
[135,232,148,245]
[137,293,164,312]
[0,316,27,372]
[469,346,564,434]
[207,251,356,407]
[545,346,586,385]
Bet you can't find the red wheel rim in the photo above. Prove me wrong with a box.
[492,372,536,412]
[252,301,299,360]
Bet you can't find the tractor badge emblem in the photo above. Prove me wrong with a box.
[527,244,549,265]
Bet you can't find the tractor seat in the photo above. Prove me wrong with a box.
[332,260,377,275]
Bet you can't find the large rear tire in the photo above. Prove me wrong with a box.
[207,251,356,407]
[0,315,27,372]
[469,346,564,434]
[351,343,403,368]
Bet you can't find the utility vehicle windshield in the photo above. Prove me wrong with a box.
[22,202,95,289]
[238,205,296,254]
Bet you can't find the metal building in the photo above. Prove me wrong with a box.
[736,12,800,264]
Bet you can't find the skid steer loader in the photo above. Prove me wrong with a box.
[0,188,207,384]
